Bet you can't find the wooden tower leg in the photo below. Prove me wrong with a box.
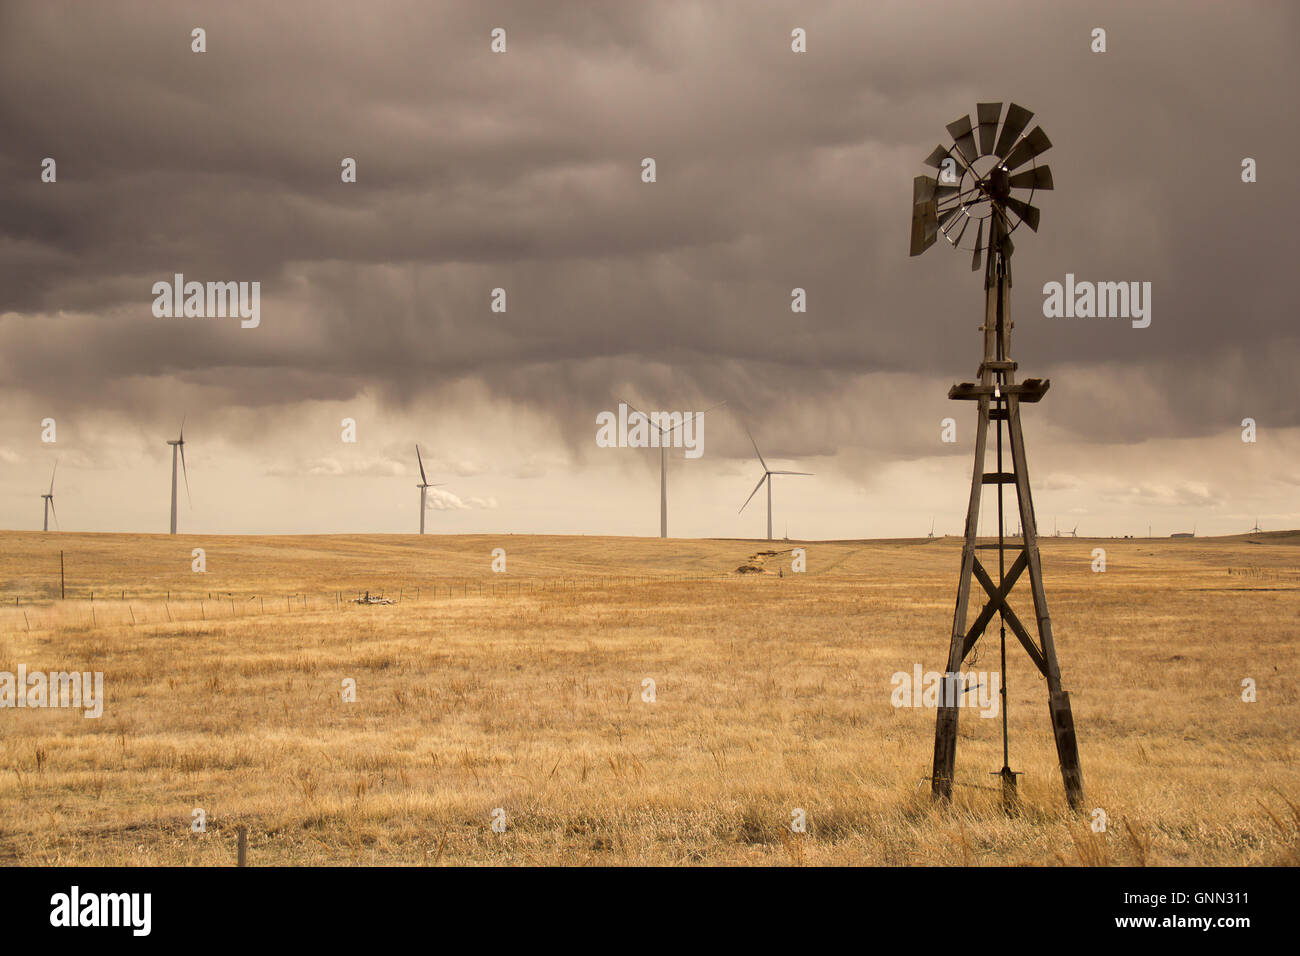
[1006,396,1085,810]
[931,395,991,801]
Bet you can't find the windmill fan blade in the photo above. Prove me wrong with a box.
[1003,126,1052,172]
[945,114,978,166]
[739,474,767,514]
[1002,196,1041,232]
[948,212,971,245]
[49,461,57,494]
[937,204,962,231]
[415,444,428,485]
[993,102,1034,159]
[923,145,951,169]
[769,471,813,476]
[180,444,192,507]
[971,218,984,271]
[1007,165,1053,191]
[976,102,1002,155]
[49,499,58,530]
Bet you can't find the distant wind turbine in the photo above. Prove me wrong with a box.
[415,444,444,534]
[1250,518,1263,534]
[41,461,58,531]
[928,517,935,540]
[621,399,725,538]
[166,420,191,534]
[739,428,812,541]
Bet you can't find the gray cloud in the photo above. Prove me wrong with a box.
[0,1,1296,534]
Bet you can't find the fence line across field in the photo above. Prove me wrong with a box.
[0,571,798,633]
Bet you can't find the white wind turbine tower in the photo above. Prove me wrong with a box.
[41,461,59,531]
[739,428,812,541]
[415,444,444,534]
[621,399,724,538]
[166,421,191,534]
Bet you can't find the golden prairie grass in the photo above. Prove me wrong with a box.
[0,530,1296,865]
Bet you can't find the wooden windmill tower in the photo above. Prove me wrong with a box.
[910,102,1085,811]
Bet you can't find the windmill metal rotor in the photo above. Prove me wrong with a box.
[910,102,1053,271]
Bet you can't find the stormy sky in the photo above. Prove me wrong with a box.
[1,1,1297,538]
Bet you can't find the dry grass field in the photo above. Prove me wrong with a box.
[0,530,1297,866]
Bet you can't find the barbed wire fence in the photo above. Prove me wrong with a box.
[0,567,814,633]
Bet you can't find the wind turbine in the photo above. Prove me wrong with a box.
[621,399,725,538]
[166,421,191,534]
[41,461,58,531]
[414,444,444,534]
[739,428,812,541]
[1250,518,1263,534]
[928,518,936,540]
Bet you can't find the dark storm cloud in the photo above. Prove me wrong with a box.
[1,0,1297,460]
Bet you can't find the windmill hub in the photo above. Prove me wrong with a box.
[987,165,1011,200]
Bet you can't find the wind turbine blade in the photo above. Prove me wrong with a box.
[744,427,767,472]
[739,473,767,514]
[49,498,58,530]
[769,471,813,476]
[415,444,428,485]
[49,460,58,494]
[617,397,654,429]
[666,401,727,435]
[179,416,185,443]
[180,443,192,507]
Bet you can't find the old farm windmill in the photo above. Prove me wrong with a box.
[910,102,1085,811]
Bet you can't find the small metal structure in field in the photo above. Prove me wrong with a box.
[910,102,1085,812]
